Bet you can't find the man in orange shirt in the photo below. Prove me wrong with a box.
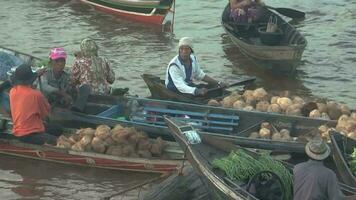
[9,63,61,145]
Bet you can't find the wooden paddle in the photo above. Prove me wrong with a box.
[265,6,305,19]
[207,77,256,93]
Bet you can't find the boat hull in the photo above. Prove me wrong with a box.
[221,4,307,74]
[0,139,182,173]
[80,0,173,25]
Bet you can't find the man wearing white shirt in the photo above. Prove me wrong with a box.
[165,37,226,96]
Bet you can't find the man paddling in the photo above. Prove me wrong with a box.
[165,37,226,96]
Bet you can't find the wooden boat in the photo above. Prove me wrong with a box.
[330,131,356,187]
[79,0,175,25]
[164,117,356,199]
[221,4,307,73]
[0,118,184,174]
[142,74,230,104]
[50,94,336,142]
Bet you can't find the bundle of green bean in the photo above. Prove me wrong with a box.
[212,150,293,200]
[350,148,356,174]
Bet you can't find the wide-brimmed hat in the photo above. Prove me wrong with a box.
[305,138,330,160]
[178,37,193,50]
[12,63,37,85]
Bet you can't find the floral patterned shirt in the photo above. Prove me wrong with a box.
[71,57,115,95]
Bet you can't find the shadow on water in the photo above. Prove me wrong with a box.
[220,34,313,98]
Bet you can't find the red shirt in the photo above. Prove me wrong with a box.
[9,85,50,137]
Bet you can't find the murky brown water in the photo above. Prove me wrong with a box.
[0,0,355,199]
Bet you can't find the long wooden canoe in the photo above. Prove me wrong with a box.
[0,119,183,174]
[221,4,307,73]
[142,73,230,104]
[50,94,336,141]
[330,131,356,187]
[164,117,356,199]
[79,0,174,25]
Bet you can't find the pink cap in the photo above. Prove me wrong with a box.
[49,47,67,60]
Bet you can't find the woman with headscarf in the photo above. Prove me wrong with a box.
[71,38,115,95]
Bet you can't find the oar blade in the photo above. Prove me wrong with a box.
[275,7,305,19]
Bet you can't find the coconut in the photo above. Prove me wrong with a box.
[242,90,254,100]
[272,132,282,141]
[301,102,318,117]
[91,137,106,153]
[253,88,268,101]
[245,96,257,107]
[259,128,271,139]
[256,101,270,112]
[321,112,330,120]
[348,132,356,140]
[260,122,271,129]
[150,137,166,156]
[327,101,342,120]
[340,105,351,115]
[336,115,349,132]
[137,139,152,151]
[280,129,291,141]
[207,99,220,106]
[232,100,245,109]
[104,136,115,146]
[79,135,94,146]
[122,144,135,156]
[317,103,328,113]
[77,128,95,138]
[127,132,140,146]
[221,96,235,108]
[351,112,356,120]
[71,142,85,151]
[243,106,254,111]
[277,97,292,111]
[249,132,259,139]
[108,146,124,157]
[56,136,73,149]
[292,96,305,105]
[270,96,280,104]
[69,134,82,143]
[138,150,152,158]
[309,109,321,118]
[286,104,302,116]
[111,127,130,144]
[267,104,281,113]
[345,120,356,133]
[95,125,111,140]
[318,125,329,134]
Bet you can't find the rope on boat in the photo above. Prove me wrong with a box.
[101,173,169,200]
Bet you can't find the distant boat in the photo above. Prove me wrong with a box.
[221,4,307,74]
[79,0,175,25]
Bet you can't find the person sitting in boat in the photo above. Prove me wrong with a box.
[71,38,115,95]
[165,37,226,96]
[293,138,347,200]
[41,47,75,107]
[229,0,264,24]
[9,63,62,145]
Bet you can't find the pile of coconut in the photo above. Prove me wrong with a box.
[207,88,352,121]
[248,122,293,141]
[56,124,167,159]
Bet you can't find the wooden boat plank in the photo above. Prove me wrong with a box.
[330,131,356,187]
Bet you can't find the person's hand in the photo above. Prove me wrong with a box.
[236,8,246,16]
[36,68,47,77]
[194,88,208,96]
[217,81,228,88]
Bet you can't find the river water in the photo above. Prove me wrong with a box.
[0,0,355,199]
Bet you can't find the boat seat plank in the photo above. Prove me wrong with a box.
[143,106,239,120]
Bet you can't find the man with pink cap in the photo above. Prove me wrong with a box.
[41,47,74,107]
